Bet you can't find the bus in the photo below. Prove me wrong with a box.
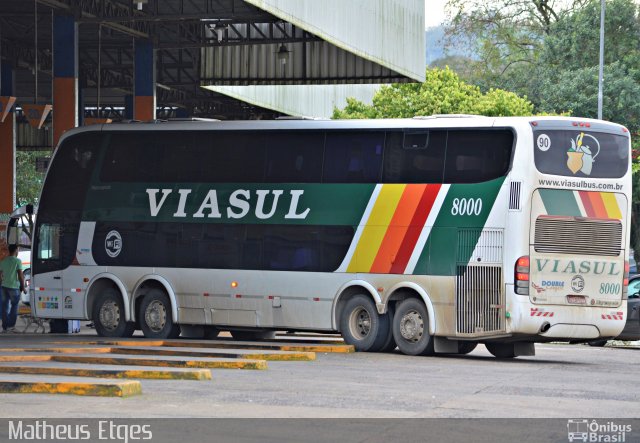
[6,205,35,301]
[24,116,631,357]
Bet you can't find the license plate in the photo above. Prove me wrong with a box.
[567,295,587,305]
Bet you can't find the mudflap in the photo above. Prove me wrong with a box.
[514,342,535,357]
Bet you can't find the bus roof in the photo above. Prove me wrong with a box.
[58,115,629,145]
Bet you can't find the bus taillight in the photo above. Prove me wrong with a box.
[515,256,530,295]
[623,260,629,298]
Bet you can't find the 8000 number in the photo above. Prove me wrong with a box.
[451,198,483,216]
[599,283,620,295]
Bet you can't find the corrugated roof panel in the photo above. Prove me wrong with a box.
[204,84,379,118]
[244,0,425,82]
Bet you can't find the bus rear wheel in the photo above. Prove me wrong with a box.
[92,288,135,338]
[392,298,434,356]
[140,289,180,339]
[340,294,391,352]
[485,342,516,358]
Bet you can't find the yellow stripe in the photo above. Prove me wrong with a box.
[601,192,622,219]
[347,184,406,272]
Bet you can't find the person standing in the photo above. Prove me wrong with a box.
[0,245,26,333]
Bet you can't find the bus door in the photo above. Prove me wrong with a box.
[33,223,64,318]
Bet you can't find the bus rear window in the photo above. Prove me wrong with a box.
[534,130,628,178]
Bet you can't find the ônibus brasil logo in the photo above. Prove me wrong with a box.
[567,419,632,442]
[105,230,122,258]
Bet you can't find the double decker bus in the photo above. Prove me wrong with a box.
[26,116,631,357]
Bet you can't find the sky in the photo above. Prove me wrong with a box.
[425,0,447,28]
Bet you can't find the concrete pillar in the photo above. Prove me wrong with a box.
[134,39,156,121]
[52,14,78,146]
[0,63,16,215]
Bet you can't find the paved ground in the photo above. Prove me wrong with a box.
[0,332,637,418]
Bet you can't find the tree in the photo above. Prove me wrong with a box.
[443,0,588,91]
[15,151,46,208]
[332,67,533,119]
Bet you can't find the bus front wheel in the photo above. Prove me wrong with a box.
[92,288,135,338]
[140,289,180,339]
[340,294,391,352]
[392,298,434,356]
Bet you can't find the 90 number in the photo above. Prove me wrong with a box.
[451,198,483,216]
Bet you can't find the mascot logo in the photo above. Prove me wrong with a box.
[567,132,600,175]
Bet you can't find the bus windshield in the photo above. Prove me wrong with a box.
[534,130,628,178]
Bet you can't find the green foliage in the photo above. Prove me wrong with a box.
[443,0,587,90]
[540,0,640,71]
[537,61,640,130]
[333,68,533,119]
[15,151,46,208]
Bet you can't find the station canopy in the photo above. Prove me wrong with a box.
[0,0,424,120]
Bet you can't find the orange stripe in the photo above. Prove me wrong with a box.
[587,192,608,218]
[370,184,426,273]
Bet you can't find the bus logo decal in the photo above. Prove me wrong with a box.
[571,275,585,293]
[105,230,123,258]
[145,188,311,220]
[566,132,600,175]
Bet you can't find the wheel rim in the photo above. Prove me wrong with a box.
[399,309,424,343]
[145,300,167,333]
[99,300,121,331]
[348,306,371,339]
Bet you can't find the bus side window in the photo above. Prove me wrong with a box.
[444,130,513,183]
[37,224,61,261]
[323,132,383,183]
[265,132,323,183]
[383,130,446,183]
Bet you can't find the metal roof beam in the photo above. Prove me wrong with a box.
[37,0,150,38]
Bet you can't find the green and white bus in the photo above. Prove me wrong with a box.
[27,116,632,357]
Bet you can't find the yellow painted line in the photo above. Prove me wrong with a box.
[45,340,165,347]
[50,355,268,370]
[0,355,52,362]
[1,347,113,354]
[0,380,141,397]
[110,347,315,361]
[278,345,354,353]
[29,339,354,353]
[0,366,211,380]
[162,340,355,353]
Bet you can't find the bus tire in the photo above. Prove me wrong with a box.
[458,341,478,355]
[485,342,516,359]
[230,330,276,341]
[140,289,180,339]
[93,288,135,338]
[340,294,391,352]
[392,298,434,356]
[377,304,396,353]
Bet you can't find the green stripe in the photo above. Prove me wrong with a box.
[413,178,506,275]
[538,189,581,217]
[83,183,376,226]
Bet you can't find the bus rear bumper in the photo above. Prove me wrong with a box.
[538,323,600,339]
[510,295,626,340]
